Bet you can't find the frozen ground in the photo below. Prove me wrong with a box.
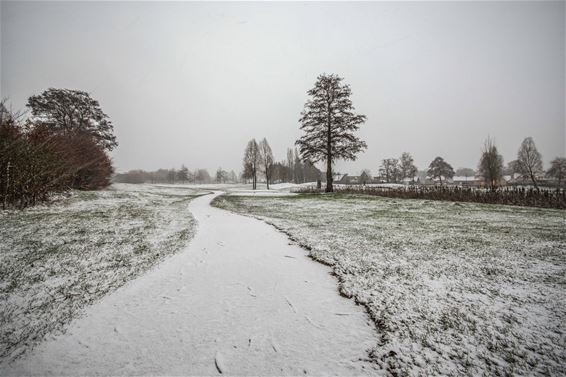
[0,184,202,365]
[213,193,566,376]
[1,191,378,375]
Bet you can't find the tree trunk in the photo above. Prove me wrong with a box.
[529,169,538,190]
[325,100,333,193]
[252,167,256,190]
[326,158,333,192]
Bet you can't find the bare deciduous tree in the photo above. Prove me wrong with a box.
[243,139,259,189]
[296,74,367,192]
[547,157,566,187]
[478,138,504,190]
[258,138,274,189]
[517,137,543,189]
[379,159,400,183]
[215,167,228,183]
[360,169,372,185]
[399,152,418,182]
[286,148,294,182]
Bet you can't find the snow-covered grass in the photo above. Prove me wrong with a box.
[0,184,203,364]
[213,193,566,376]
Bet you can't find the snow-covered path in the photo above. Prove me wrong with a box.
[3,192,377,376]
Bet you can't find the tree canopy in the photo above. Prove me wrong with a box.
[428,157,455,184]
[27,88,118,151]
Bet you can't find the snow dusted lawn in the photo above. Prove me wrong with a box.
[213,193,566,376]
[0,184,203,364]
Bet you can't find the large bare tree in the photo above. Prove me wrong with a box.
[296,74,367,192]
[517,137,543,189]
[258,138,274,189]
[478,138,504,190]
[243,139,259,189]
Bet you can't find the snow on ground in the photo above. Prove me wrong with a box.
[213,193,566,376]
[2,192,378,376]
[0,184,202,365]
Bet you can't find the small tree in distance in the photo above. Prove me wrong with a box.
[456,167,475,178]
[379,158,400,183]
[360,169,372,185]
[428,157,454,184]
[517,137,543,189]
[399,152,418,182]
[177,165,189,183]
[478,137,504,190]
[296,73,367,192]
[547,157,566,187]
[258,138,274,189]
[243,139,259,189]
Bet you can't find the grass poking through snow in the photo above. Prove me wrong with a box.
[0,184,203,364]
[213,193,566,376]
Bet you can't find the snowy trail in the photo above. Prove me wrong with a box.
[3,192,377,376]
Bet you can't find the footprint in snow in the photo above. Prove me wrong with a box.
[284,296,298,313]
[214,351,226,374]
[247,286,257,297]
[305,315,323,329]
[270,340,280,353]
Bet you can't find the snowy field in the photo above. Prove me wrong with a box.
[213,193,566,376]
[0,184,203,364]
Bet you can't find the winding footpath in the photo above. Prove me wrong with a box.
[4,192,377,375]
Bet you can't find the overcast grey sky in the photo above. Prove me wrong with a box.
[1,1,564,175]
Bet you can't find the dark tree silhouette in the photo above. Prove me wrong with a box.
[478,137,504,190]
[399,152,418,182]
[547,157,566,187]
[428,157,455,184]
[296,74,367,192]
[27,88,118,151]
[243,139,259,189]
[258,138,274,189]
[517,137,543,189]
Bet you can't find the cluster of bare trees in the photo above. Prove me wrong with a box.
[476,136,565,190]
[114,166,238,185]
[242,139,321,189]
[242,138,278,189]
[1,89,117,209]
[375,152,419,183]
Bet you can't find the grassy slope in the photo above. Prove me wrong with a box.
[0,184,203,364]
[213,193,566,376]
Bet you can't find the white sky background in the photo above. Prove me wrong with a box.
[1,1,564,175]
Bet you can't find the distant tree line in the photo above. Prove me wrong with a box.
[348,137,563,191]
[114,166,238,185]
[1,89,117,209]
